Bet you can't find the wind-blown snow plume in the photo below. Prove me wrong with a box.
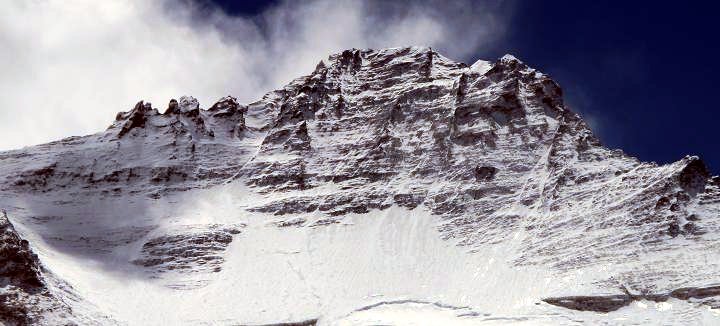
[0,0,509,150]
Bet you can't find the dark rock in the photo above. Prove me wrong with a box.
[455,73,468,103]
[164,99,179,115]
[338,49,362,71]
[0,211,73,325]
[543,295,632,313]
[677,157,711,195]
[132,225,243,275]
[474,166,497,181]
[0,212,44,288]
[670,286,720,300]
[545,285,720,313]
[334,95,345,118]
[117,101,152,138]
[667,222,681,237]
[243,319,317,326]
[393,193,426,209]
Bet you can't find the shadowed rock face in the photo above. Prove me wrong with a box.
[1,212,45,325]
[544,285,720,312]
[132,224,244,277]
[544,295,632,313]
[0,213,75,325]
[1,213,44,289]
[241,320,317,326]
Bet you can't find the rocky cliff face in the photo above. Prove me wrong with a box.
[0,47,718,324]
[0,212,83,325]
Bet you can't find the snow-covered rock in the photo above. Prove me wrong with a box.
[0,46,718,325]
[0,211,109,325]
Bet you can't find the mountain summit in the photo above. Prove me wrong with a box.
[1,47,718,325]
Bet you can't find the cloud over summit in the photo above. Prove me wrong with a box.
[0,0,508,150]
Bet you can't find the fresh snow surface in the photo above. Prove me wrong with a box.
[468,59,492,75]
[9,184,720,325]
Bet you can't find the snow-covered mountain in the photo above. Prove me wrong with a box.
[1,47,719,325]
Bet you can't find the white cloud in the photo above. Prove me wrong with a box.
[0,0,508,150]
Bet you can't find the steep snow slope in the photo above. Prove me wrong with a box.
[0,46,718,325]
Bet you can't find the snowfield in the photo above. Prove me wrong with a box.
[1,47,718,325]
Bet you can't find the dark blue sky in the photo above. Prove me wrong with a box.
[211,0,718,173]
[497,2,720,175]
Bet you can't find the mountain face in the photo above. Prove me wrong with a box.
[0,46,719,325]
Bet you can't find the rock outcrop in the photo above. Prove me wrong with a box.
[0,212,77,325]
[544,285,720,312]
